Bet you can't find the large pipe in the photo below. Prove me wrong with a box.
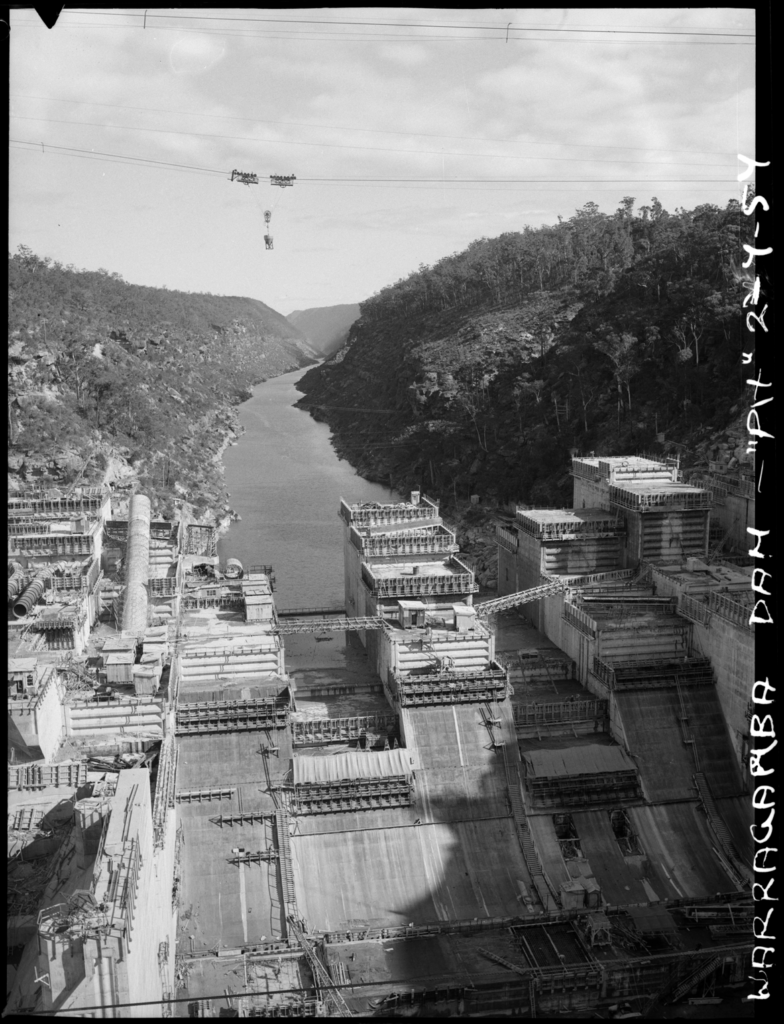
[13,562,68,618]
[7,562,26,602]
[121,494,151,636]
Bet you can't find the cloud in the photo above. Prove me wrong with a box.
[376,43,430,66]
[169,34,226,75]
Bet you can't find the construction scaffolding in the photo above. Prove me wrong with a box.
[609,483,711,511]
[275,809,298,921]
[152,734,178,849]
[290,714,397,746]
[592,657,715,692]
[184,524,216,556]
[339,494,439,528]
[394,666,508,707]
[522,747,642,809]
[9,762,88,791]
[176,697,290,734]
[513,700,608,728]
[364,556,477,599]
[274,615,388,634]
[7,485,108,517]
[476,578,569,618]
[285,775,413,815]
[350,523,458,557]
[515,509,623,540]
[286,917,352,1017]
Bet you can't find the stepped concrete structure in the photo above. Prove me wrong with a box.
[7,475,754,1017]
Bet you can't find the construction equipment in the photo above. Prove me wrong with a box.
[286,917,352,1017]
[475,578,570,618]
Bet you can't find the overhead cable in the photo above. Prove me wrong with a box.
[11,95,740,156]
[11,114,734,168]
[57,9,757,38]
[8,139,735,184]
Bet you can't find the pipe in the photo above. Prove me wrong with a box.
[13,562,68,618]
[68,705,162,719]
[7,562,26,602]
[121,494,151,636]
[69,717,162,730]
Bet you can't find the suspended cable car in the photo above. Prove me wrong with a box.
[270,174,296,188]
[264,233,274,250]
[229,168,259,185]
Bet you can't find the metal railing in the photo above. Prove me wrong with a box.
[339,494,439,527]
[363,534,457,557]
[709,591,753,630]
[609,484,711,510]
[496,524,519,552]
[677,594,712,626]
[513,700,608,726]
[516,514,623,540]
[558,568,636,588]
[563,603,597,638]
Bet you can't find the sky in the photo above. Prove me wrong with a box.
[9,7,755,315]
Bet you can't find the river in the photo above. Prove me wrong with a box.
[217,366,398,706]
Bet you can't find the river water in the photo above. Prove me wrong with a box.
[217,366,397,707]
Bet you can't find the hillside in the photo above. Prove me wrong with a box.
[8,247,318,526]
[296,197,754,515]
[287,303,361,356]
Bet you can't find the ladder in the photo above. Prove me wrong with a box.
[693,773,749,890]
[673,675,700,772]
[499,734,559,910]
[670,954,724,1002]
[275,810,298,917]
[286,917,353,1017]
[477,947,528,977]
[475,578,568,618]
[537,651,559,696]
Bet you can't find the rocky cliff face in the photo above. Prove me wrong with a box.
[296,288,584,507]
[8,249,318,528]
[296,198,753,522]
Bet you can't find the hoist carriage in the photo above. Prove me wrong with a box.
[229,169,259,185]
[229,171,294,248]
[270,174,296,188]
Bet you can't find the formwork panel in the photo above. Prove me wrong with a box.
[571,810,654,906]
[613,690,697,801]
[415,766,510,821]
[629,804,736,897]
[177,801,284,951]
[526,814,571,888]
[292,807,418,835]
[402,706,502,770]
[681,687,745,798]
[714,796,753,867]
[177,731,292,807]
[290,819,528,931]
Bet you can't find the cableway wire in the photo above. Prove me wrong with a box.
[11,19,754,46]
[9,941,754,1014]
[11,114,735,167]
[7,146,734,195]
[9,139,737,186]
[48,9,758,38]
[12,94,741,155]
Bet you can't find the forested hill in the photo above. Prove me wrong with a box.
[8,247,317,524]
[296,197,755,507]
[286,303,361,356]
